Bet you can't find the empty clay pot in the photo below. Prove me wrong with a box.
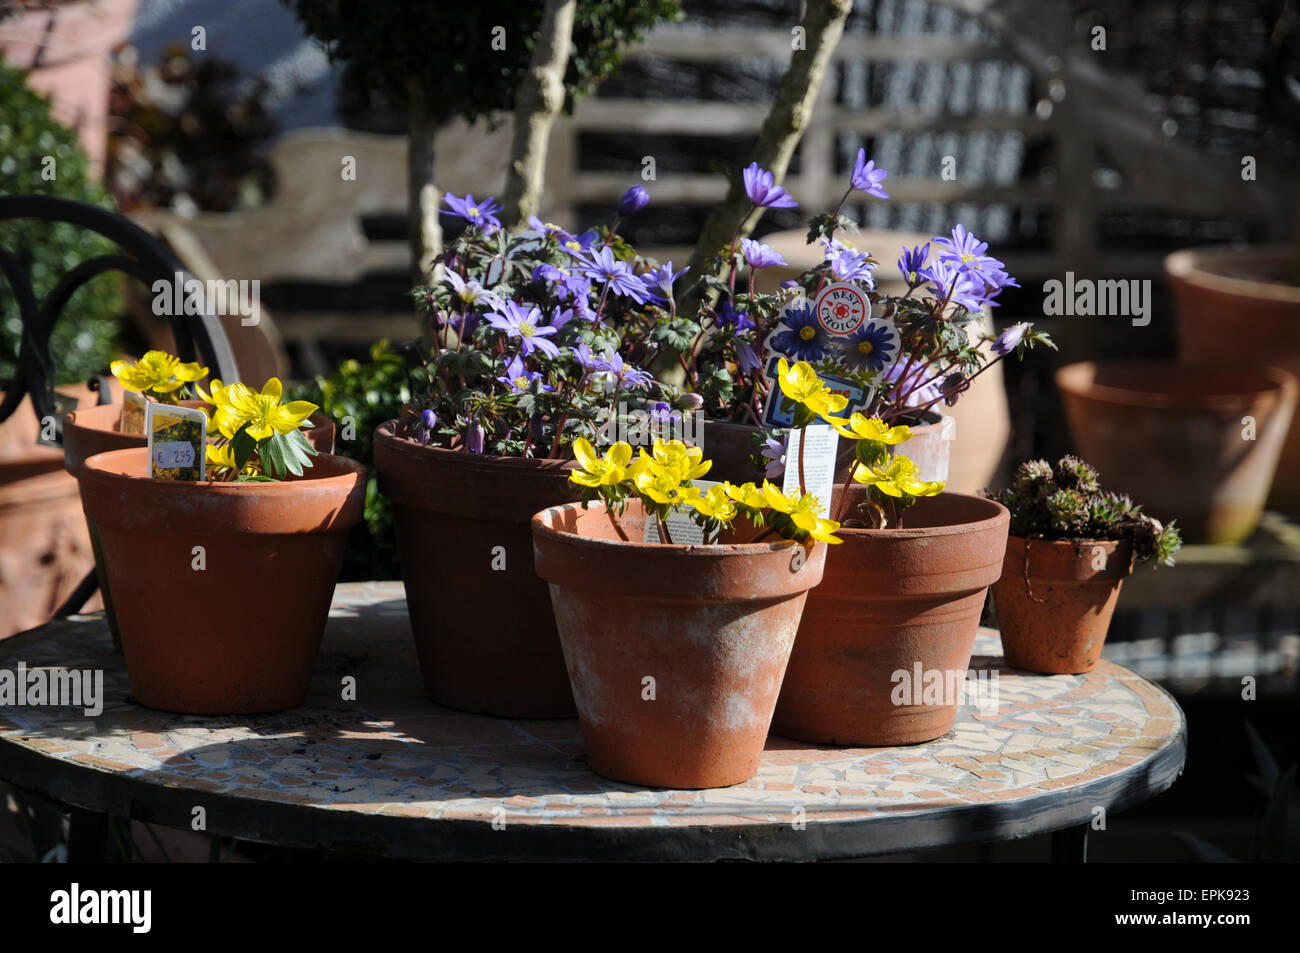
[374,420,577,718]
[993,536,1134,675]
[78,447,366,713]
[532,500,827,788]
[772,489,1009,746]
[1056,361,1297,544]
[1167,245,1300,508]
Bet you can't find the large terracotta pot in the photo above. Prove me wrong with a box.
[1056,361,1297,544]
[0,388,99,639]
[0,0,139,175]
[373,420,577,718]
[702,410,952,486]
[532,499,827,788]
[1167,246,1300,509]
[78,447,366,713]
[772,490,1009,746]
[993,537,1134,675]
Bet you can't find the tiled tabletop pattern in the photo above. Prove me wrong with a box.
[0,582,1185,837]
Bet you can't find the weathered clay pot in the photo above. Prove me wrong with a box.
[702,410,951,486]
[63,401,336,477]
[374,420,577,718]
[993,537,1134,675]
[0,388,99,639]
[533,499,826,788]
[79,447,366,713]
[1167,245,1300,509]
[772,489,1009,746]
[1056,361,1297,544]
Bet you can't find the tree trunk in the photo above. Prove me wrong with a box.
[501,0,577,228]
[408,104,443,286]
[683,0,852,299]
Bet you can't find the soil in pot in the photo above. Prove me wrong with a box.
[374,420,577,718]
[78,447,366,713]
[772,488,1009,747]
[1056,361,1297,544]
[1166,246,1300,509]
[533,499,827,788]
[993,537,1133,675]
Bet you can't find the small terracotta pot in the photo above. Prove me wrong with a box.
[533,500,826,788]
[374,421,577,718]
[79,448,366,713]
[772,489,1009,746]
[1056,361,1297,544]
[993,537,1134,675]
[701,411,951,486]
[1167,245,1300,508]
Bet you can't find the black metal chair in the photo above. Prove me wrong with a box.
[0,194,242,615]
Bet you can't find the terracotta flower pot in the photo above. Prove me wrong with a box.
[772,490,1009,746]
[533,500,827,788]
[1056,361,1297,544]
[373,420,577,718]
[1167,245,1300,509]
[78,447,366,713]
[993,537,1134,675]
[701,411,951,486]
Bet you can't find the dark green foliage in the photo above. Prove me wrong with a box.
[0,57,121,386]
[285,0,682,124]
[291,340,414,581]
[992,455,1182,567]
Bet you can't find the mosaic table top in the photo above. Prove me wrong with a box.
[0,582,1186,861]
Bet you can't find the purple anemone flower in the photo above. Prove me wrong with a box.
[770,302,830,361]
[602,351,654,391]
[849,149,890,199]
[741,162,798,209]
[465,418,486,454]
[739,237,787,269]
[650,401,681,425]
[830,247,875,286]
[991,322,1028,355]
[485,301,561,358]
[736,341,762,373]
[572,342,605,372]
[498,354,554,394]
[442,193,503,230]
[897,243,930,286]
[527,217,576,244]
[548,306,577,332]
[716,299,754,331]
[619,186,650,216]
[578,246,650,303]
[640,261,689,303]
[837,323,896,373]
[761,435,787,480]
[445,270,503,312]
[922,259,987,313]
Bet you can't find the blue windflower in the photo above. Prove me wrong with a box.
[578,246,650,303]
[897,243,930,286]
[849,149,889,199]
[498,354,554,393]
[641,261,689,303]
[770,303,830,361]
[716,299,754,331]
[485,301,561,358]
[739,237,787,269]
[442,192,503,230]
[742,162,798,209]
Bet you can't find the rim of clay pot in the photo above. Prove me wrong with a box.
[1056,360,1298,414]
[374,418,577,475]
[1003,534,1135,582]
[704,407,944,431]
[79,447,366,535]
[66,401,332,436]
[1165,245,1300,304]
[828,488,1008,540]
[533,499,826,600]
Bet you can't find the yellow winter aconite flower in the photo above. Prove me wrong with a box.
[570,438,633,488]
[110,350,208,396]
[633,438,711,483]
[683,484,737,522]
[205,442,237,471]
[761,481,843,544]
[776,358,849,420]
[852,456,945,498]
[217,378,317,441]
[826,413,911,445]
[723,481,769,509]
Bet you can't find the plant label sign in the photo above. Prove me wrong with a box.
[120,390,148,435]
[782,424,839,517]
[757,351,873,429]
[146,402,206,481]
[642,479,720,546]
[814,282,870,335]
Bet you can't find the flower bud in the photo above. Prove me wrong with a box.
[675,392,705,411]
[618,185,650,216]
[420,409,437,430]
[466,418,485,454]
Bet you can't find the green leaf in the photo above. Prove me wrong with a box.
[231,423,257,471]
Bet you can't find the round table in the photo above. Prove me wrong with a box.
[0,582,1186,861]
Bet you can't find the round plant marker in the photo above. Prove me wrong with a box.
[814,282,870,335]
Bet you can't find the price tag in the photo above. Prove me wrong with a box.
[782,424,839,517]
[120,390,148,435]
[642,479,719,545]
[146,402,207,481]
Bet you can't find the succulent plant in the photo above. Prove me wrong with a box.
[991,456,1181,567]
